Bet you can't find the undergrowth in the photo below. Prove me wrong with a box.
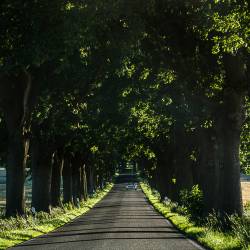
[140,182,250,250]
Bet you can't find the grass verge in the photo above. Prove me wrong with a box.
[140,182,250,250]
[0,183,113,250]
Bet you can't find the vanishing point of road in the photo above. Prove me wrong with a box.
[11,175,205,250]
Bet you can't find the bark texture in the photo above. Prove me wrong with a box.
[80,164,88,201]
[0,70,32,217]
[86,164,95,195]
[31,137,53,213]
[217,54,247,215]
[62,155,73,203]
[51,152,64,207]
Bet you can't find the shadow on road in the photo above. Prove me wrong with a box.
[11,174,202,250]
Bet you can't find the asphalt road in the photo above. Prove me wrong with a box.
[11,176,204,250]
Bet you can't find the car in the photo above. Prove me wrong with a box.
[126,183,138,190]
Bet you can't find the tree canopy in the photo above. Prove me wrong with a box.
[0,0,249,217]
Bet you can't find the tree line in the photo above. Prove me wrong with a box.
[0,0,249,218]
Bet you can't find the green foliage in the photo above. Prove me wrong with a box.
[141,182,250,250]
[205,211,250,249]
[240,99,250,175]
[229,215,250,249]
[180,185,204,221]
[0,0,249,224]
[205,211,225,232]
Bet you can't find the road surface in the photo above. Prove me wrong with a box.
[11,176,204,250]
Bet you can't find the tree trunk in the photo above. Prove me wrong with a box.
[154,144,175,201]
[172,129,194,202]
[62,155,73,204]
[72,156,81,206]
[80,164,88,201]
[155,157,168,200]
[197,127,220,214]
[0,70,32,217]
[219,115,243,215]
[217,54,247,216]
[98,173,104,189]
[132,161,137,174]
[51,152,64,207]
[31,138,53,213]
[5,129,27,217]
[86,164,95,195]
[217,90,244,215]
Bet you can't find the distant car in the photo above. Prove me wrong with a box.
[126,183,138,190]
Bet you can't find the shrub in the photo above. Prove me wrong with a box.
[168,201,178,213]
[229,215,250,249]
[244,201,250,216]
[205,211,250,249]
[179,185,204,220]
[205,211,224,231]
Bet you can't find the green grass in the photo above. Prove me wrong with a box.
[140,182,250,250]
[0,183,113,250]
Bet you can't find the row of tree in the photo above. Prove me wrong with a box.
[118,1,250,216]
[0,0,128,216]
[0,0,249,218]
